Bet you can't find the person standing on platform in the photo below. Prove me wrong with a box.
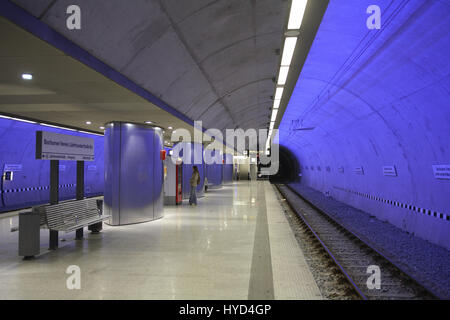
[189,166,200,206]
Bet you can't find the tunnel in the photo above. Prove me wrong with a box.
[268,145,301,184]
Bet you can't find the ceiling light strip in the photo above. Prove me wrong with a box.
[288,0,308,30]
[269,0,308,140]
[0,115,105,136]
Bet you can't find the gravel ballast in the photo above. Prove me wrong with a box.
[288,183,450,299]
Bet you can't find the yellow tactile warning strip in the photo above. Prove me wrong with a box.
[264,182,323,300]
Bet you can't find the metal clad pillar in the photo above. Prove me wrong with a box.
[104,122,164,226]
[223,154,234,184]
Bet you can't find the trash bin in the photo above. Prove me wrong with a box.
[18,211,40,259]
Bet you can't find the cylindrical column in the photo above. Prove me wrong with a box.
[223,154,234,184]
[104,122,164,225]
[206,149,223,189]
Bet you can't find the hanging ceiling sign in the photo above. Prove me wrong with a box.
[36,131,94,161]
[432,165,450,180]
[383,166,397,177]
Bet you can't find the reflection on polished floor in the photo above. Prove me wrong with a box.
[0,181,321,300]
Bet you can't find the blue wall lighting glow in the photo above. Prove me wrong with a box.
[0,117,104,213]
[277,0,450,249]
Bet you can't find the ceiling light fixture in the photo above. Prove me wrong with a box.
[281,37,298,66]
[21,73,33,80]
[86,121,92,125]
[288,0,308,30]
[0,115,36,124]
[277,66,290,85]
[40,123,77,131]
[270,1,308,137]
[78,130,103,136]
[275,87,284,100]
[11,117,36,124]
[168,126,173,130]
[145,121,152,124]
[271,110,278,122]
[273,100,281,109]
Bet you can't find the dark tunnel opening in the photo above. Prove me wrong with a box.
[269,145,300,184]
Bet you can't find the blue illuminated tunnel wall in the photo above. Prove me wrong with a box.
[0,118,104,213]
[278,0,450,249]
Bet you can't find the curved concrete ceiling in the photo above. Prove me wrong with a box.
[0,16,194,143]
[12,0,289,132]
[278,0,450,248]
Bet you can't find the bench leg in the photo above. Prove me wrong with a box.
[88,222,103,234]
[75,228,84,240]
[49,230,58,250]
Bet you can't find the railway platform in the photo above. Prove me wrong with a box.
[0,181,322,300]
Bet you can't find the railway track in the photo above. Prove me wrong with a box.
[276,184,438,300]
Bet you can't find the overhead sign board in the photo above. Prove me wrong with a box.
[383,166,397,177]
[432,165,450,180]
[354,166,364,175]
[36,131,94,161]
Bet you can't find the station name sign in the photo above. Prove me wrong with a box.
[382,166,397,177]
[432,165,450,180]
[36,131,95,161]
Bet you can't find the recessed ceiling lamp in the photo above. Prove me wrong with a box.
[145,121,152,124]
[99,126,105,130]
[168,126,173,130]
[86,121,92,125]
[21,73,33,80]
[288,0,308,30]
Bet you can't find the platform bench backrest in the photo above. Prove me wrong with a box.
[34,198,101,232]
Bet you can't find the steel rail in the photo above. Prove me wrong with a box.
[276,184,439,300]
